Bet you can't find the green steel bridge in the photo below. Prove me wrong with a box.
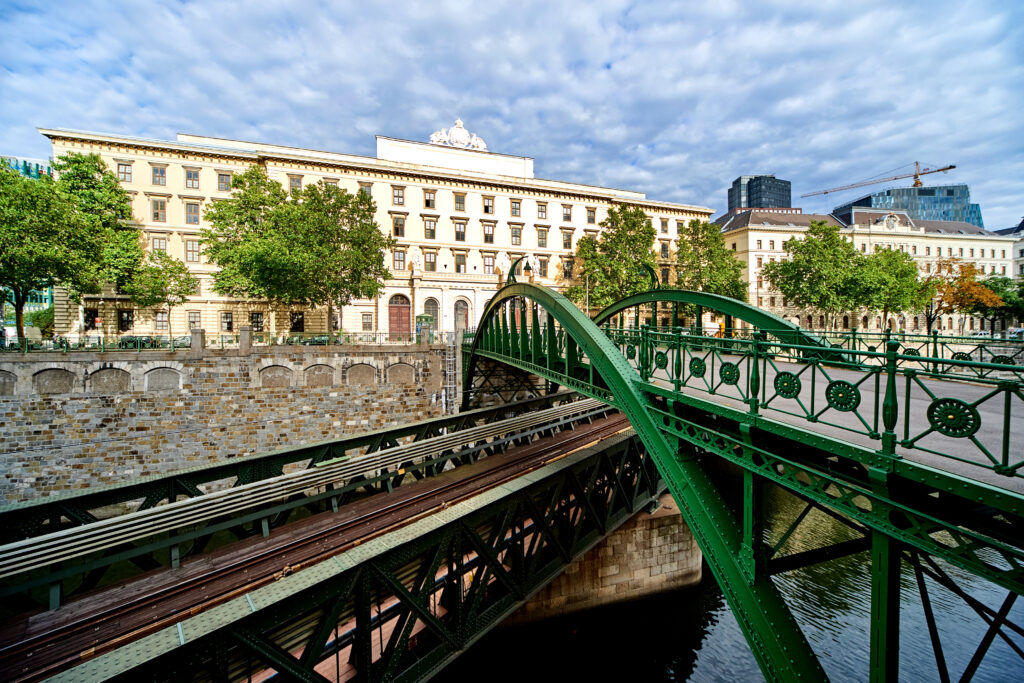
[461,280,1024,683]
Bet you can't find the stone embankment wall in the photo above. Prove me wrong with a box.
[0,338,450,504]
[510,493,702,622]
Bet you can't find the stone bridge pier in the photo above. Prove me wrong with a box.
[510,493,702,622]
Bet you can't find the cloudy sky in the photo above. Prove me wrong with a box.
[3,0,1022,227]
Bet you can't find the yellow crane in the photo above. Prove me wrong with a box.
[800,162,956,198]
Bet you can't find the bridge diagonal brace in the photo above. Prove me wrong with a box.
[229,626,333,683]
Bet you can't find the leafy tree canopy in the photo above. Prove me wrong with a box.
[565,205,657,311]
[761,220,862,327]
[124,251,198,338]
[202,166,394,328]
[859,247,933,326]
[926,258,1003,334]
[674,219,746,300]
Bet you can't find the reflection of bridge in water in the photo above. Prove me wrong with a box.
[0,284,1021,682]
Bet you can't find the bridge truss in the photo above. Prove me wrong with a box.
[462,283,1024,683]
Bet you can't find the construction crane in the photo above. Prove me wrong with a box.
[800,162,956,198]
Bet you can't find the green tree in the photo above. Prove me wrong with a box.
[859,247,933,330]
[674,219,746,300]
[0,167,98,345]
[202,166,394,331]
[565,205,657,312]
[123,251,198,339]
[28,306,54,338]
[52,153,143,292]
[762,220,862,329]
[974,276,1019,334]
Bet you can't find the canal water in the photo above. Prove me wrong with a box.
[445,486,1023,682]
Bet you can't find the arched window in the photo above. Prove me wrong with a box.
[842,316,849,329]
[861,316,868,329]
[454,299,470,332]
[818,315,825,327]
[388,294,411,340]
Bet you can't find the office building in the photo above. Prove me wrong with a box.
[727,175,791,212]
[832,184,984,229]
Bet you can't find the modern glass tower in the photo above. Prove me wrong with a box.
[832,184,984,228]
[727,175,792,212]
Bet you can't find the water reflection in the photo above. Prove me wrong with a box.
[447,485,1023,682]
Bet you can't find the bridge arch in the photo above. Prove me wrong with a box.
[462,282,825,680]
[592,289,825,347]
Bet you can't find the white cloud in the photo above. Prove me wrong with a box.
[1,0,1022,227]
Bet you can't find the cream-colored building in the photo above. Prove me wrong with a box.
[718,208,1017,333]
[42,120,712,339]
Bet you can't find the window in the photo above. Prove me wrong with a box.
[947,247,952,256]
[660,242,669,258]
[538,257,548,277]
[424,190,435,208]
[562,230,572,250]
[152,167,166,185]
[83,308,99,331]
[770,297,775,307]
[392,216,405,237]
[969,248,975,257]
[290,312,304,332]
[511,199,521,217]
[192,279,201,295]
[118,309,134,332]
[484,223,494,244]
[392,186,404,205]
[358,182,372,196]
[511,226,522,246]
[362,313,373,331]
[926,246,931,256]
[483,197,494,214]
[186,240,200,262]
[219,312,233,332]
[289,176,302,192]
[758,297,763,307]
[661,268,669,285]
[155,311,168,331]
[151,199,167,222]
[756,240,762,249]
[757,277,763,288]
[537,228,547,248]
[455,222,466,242]
[912,245,917,254]
[731,243,736,251]
[152,236,167,253]
[117,163,132,182]
[250,312,264,332]
[756,256,763,267]
[562,205,572,222]
[455,253,466,273]
[589,209,597,225]
[769,240,775,250]
[958,248,963,257]
[186,202,200,225]
[186,169,200,189]
[1001,265,1006,275]
[424,252,436,272]
[218,173,231,191]
[393,251,406,270]
[188,311,202,329]
[537,203,547,219]
[484,254,495,274]
[563,258,574,279]
[424,219,436,240]
[860,244,866,252]
[660,218,668,233]
[454,193,466,211]
[323,179,338,188]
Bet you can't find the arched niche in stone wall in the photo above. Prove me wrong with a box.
[304,364,335,387]
[0,370,15,396]
[260,365,293,388]
[145,367,182,392]
[88,368,132,394]
[385,362,415,385]
[33,368,76,395]
[346,363,377,386]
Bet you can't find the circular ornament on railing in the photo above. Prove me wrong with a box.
[689,357,706,378]
[719,362,740,385]
[951,352,972,362]
[654,351,668,369]
[774,371,802,399]
[927,397,980,438]
[991,355,1014,366]
[626,345,636,360]
[902,347,920,357]
[825,380,860,412]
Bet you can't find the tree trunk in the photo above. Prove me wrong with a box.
[13,288,26,351]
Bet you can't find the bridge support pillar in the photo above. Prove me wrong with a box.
[507,493,701,623]
[870,531,901,682]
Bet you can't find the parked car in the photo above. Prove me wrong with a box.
[970,331,992,338]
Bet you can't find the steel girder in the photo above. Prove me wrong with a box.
[462,283,829,682]
[69,432,661,683]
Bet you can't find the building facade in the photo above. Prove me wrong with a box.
[717,208,1016,333]
[994,217,1024,279]
[727,175,791,212]
[833,184,985,229]
[42,121,712,338]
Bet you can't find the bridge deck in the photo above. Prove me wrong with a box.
[0,412,632,683]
